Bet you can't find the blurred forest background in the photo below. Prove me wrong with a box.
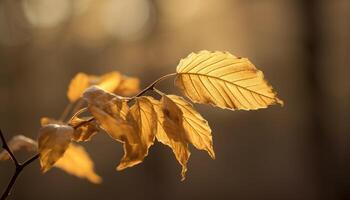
[0,0,350,200]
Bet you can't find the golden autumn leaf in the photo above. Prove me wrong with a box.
[117,97,158,169]
[166,95,215,159]
[114,75,140,96]
[175,51,283,110]
[0,135,37,161]
[145,96,190,181]
[38,124,74,172]
[94,71,123,93]
[67,71,140,102]
[83,86,147,170]
[54,143,102,184]
[67,73,90,103]
[69,117,98,142]
[129,97,157,154]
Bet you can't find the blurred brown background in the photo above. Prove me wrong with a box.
[1,0,350,199]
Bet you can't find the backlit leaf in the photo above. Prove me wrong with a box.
[146,96,190,181]
[0,135,37,161]
[94,71,122,93]
[114,75,140,96]
[83,86,146,170]
[69,117,99,142]
[54,143,102,184]
[128,97,157,158]
[167,95,215,159]
[175,51,283,110]
[38,124,73,172]
[67,73,90,103]
[67,71,140,102]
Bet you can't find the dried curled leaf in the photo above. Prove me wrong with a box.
[166,95,215,159]
[38,124,74,172]
[83,86,148,170]
[67,71,140,102]
[175,51,283,110]
[146,96,190,181]
[119,97,157,168]
[54,143,102,184]
[69,117,98,142]
[0,135,37,161]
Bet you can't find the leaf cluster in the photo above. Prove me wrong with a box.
[0,50,283,183]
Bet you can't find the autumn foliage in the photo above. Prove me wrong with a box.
[1,51,283,189]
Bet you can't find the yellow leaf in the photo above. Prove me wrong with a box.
[167,95,215,159]
[54,143,102,184]
[146,96,190,181]
[94,71,122,93]
[0,135,37,161]
[69,117,98,142]
[175,51,284,110]
[128,97,157,156]
[83,86,145,170]
[38,124,73,172]
[114,75,140,96]
[67,71,140,103]
[67,73,90,102]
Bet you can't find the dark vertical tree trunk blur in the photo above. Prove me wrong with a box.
[300,0,332,199]
[300,1,348,199]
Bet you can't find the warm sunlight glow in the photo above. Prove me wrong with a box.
[99,0,152,41]
[22,0,70,28]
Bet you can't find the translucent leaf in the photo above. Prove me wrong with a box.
[67,71,140,102]
[38,124,73,172]
[146,96,190,181]
[67,73,90,103]
[128,97,157,156]
[167,95,215,159]
[94,71,122,93]
[69,117,98,142]
[54,143,102,184]
[83,86,146,170]
[175,51,284,110]
[114,75,140,96]
[0,135,37,161]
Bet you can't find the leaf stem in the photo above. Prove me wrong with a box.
[130,73,177,100]
[68,107,88,122]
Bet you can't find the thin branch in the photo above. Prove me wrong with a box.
[72,117,95,129]
[1,166,22,200]
[0,129,19,167]
[0,129,27,200]
[22,154,39,168]
[129,73,177,100]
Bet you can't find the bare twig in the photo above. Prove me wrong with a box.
[0,129,39,200]
[0,129,19,167]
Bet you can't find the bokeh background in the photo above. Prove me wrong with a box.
[1,0,350,199]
